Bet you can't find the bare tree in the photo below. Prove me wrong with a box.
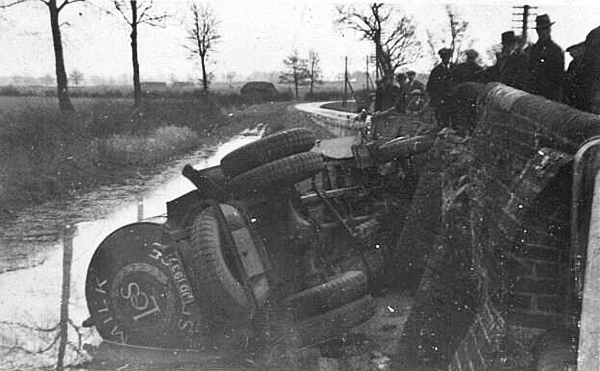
[111,0,167,107]
[307,50,321,95]
[280,50,309,99]
[69,69,83,85]
[186,3,220,92]
[446,5,469,62]
[224,71,236,84]
[335,3,421,81]
[427,5,472,65]
[42,74,55,85]
[1,0,82,111]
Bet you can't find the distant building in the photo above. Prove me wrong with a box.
[241,81,278,102]
[172,81,195,88]
[140,81,167,92]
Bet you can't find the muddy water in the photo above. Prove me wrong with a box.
[0,128,263,369]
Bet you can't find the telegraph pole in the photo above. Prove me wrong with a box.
[343,56,348,107]
[512,4,537,43]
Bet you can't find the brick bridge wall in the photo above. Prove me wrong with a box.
[396,83,600,370]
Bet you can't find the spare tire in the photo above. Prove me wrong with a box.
[85,222,202,349]
[220,128,317,177]
[282,271,368,320]
[190,206,251,320]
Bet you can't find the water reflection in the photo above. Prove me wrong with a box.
[0,130,262,369]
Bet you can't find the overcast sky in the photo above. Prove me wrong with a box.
[1,0,599,83]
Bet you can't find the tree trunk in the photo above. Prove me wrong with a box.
[294,81,299,99]
[48,0,74,111]
[294,68,299,99]
[200,53,208,92]
[131,1,141,107]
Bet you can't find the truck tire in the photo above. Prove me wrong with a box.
[220,128,317,177]
[85,222,202,349]
[282,271,368,320]
[229,152,325,193]
[296,295,376,347]
[190,206,251,320]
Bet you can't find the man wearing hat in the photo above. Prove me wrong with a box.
[427,47,454,128]
[400,71,425,113]
[495,30,530,90]
[405,71,425,94]
[580,25,600,114]
[526,14,564,101]
[452,49,483,84]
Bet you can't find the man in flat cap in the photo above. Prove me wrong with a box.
[427,47,454,128]
[526,14,564,101]
[452,49,483,85]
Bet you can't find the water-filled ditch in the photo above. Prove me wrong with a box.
[0,127,264,369]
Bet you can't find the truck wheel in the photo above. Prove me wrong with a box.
[190,206,251,320]
[282,271,368,320]
[229,152,325,193]
[85,222,202,349]
[221,128,317,177]
[296,295,376,347]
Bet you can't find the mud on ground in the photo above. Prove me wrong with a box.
[81,292,414,371]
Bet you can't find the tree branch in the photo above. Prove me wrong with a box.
[0,0,32,8]
[0,320,59,333]
[58,0,84,12]
[112,0,132,26]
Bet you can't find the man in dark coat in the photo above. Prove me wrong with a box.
[405,70,425,93]
[526,14,564,101]
[452,49,483,84]
[427,48,454,128]
[581,26,600,114]
[401,71,425,113]
[494,31,530,90]
[563,41,587,110]
[395,72,408,112]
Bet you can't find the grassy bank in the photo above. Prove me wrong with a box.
[0,96,222,215]
[0,96,330,217]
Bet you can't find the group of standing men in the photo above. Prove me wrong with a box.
[379,70,426,115]
[426,13,600,130]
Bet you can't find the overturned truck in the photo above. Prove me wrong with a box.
[84,83,600,370]
[83,122,434,358]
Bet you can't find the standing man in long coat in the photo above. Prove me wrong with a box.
[427,48,454,128]
[526,14,564,101]
[580,26,600,114]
